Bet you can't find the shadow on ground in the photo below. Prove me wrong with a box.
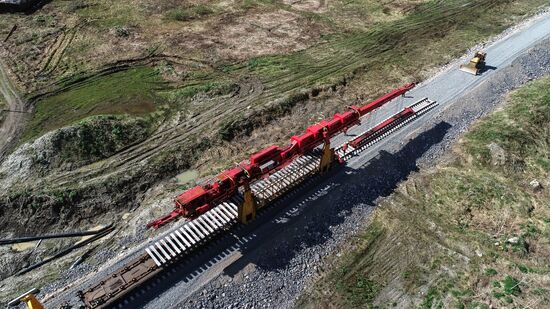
[0,0,51,14]
[479,65,497,75]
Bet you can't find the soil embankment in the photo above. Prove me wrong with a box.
[1,1,548,238]
[0,3,549,306]
[178,33,550,309]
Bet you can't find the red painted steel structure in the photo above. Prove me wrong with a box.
[147,83,415,229]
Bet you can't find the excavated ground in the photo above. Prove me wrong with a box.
[1,0,547,237]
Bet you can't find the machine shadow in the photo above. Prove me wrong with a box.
[224,121,452,274]
[114,121,451,308]
[479,65,497,74]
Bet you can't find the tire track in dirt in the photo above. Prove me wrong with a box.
[39,26,78,76]
[44,77,265,186]
[3,1,518,192]
[0,58,28,161]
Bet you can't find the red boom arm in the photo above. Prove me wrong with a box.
[147,83,415,229]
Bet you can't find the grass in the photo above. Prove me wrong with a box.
[21,66,167,142]
[329,224,384,307]
[297,77,550,308]
[0,94,6,123]
[71,1,145,30]
[178,0,549,141]
[166,4,215,22]
[13,0,548,146]
[0,94,5,106]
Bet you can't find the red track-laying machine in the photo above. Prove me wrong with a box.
[147,83,416,229]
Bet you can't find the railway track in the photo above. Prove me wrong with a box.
[77,98,437,308]
[336,97,437,161]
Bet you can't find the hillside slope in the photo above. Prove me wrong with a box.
[298,76,550,308]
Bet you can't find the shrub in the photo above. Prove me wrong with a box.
[502,276,521,296]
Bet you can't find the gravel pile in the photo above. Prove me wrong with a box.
[175,37,550,309]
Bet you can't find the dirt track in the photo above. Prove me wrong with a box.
[0,59,27,160]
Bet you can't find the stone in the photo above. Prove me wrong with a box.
[487,143,506,166]
[507,237,520,244]
[529,179,543,191]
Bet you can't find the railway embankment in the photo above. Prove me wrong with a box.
[1,1,547,238]
[141,29,550,309]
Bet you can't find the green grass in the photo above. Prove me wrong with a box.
[422,287,442,309]
[502,276,521,296]
[297,77,550,308]
[462,76,550,176]
[166,4,215,22]
[160,81,235,102]
[21,0,548,146]
[22,67,166,142]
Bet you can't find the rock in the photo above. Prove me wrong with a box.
[529,179,543,191]
[487,142,506,166]
[507,237,520,244]
[475,249,483,257]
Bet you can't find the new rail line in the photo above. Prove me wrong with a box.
[78,89,438,308]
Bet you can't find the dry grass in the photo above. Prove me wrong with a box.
[297,77,550,308]
[0,94,6,124]
[0,0,443,93]
[1,0,544,147]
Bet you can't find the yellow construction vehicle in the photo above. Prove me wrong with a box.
[7,288,44,309]
[459,51,487,75]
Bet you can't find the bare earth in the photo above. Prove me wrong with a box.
[0,59,27,159]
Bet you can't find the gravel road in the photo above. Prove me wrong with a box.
[36,10,550,309]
